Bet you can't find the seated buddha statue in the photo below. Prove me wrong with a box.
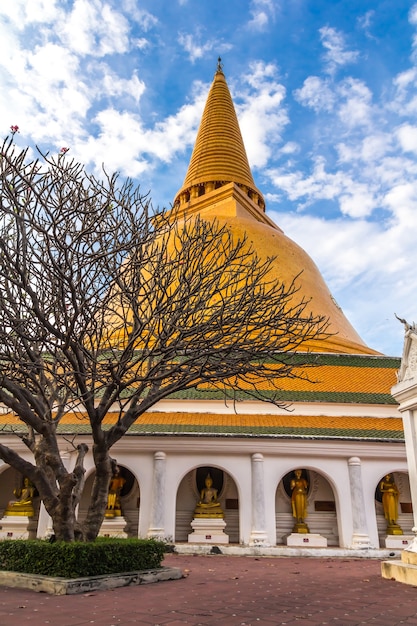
[4,477,35,517]
[193,474,224,518]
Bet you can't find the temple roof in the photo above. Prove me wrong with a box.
[12,413,401,442]
[0,354,401,442]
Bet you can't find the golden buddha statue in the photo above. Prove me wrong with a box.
[380,473,403,535]
[290,469,310,533]
[194,474,224,518]
[105,465,126,518]
[4,477,35,517]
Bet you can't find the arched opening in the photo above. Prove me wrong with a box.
[375,471,413,546]
[0,467,40,539]
[275,468,339,546]
[175,466,239,543]
[79,465,140,537]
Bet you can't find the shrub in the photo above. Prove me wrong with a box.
[0,538,165,578]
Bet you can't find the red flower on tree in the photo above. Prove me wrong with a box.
[10,125,19,135]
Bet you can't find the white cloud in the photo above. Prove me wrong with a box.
[384,181,417,227]
[281,142,299,155]
[142,88,207,162]
[295,77,374,146]
[269,208,416,354]
[410,3,417,60]
[267,157,348,204]
[59,0,131,57]
[0,0,60,28]
[339,189,377,218]
[357,10,376,40]
[337,134,392,164]
[409,3,417,25]
[177,33,214,63]
[294,76,336,112]
[99,68,146,102]
[319,26,360,74]
[28,43,80,85]
[391,68,417,117]
[234,62,288,168]
[130,8,158,31]
[357,10,374,30]
[0,0,153,168]
[178,32,232,63]
[337,78,373,127]
[247,0,277,30]
[70,80,208,177]
[76,109,148,178]
[397,124,417,154]
[393,67,417,91]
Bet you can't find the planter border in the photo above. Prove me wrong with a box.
[0,566,183,595]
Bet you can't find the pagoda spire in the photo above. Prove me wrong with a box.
[174,60,265,211]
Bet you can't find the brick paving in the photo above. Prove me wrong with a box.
[0,553,416,625]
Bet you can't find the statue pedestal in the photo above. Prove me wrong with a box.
[98,516,128,538]
[0,515,37,540]
[286,533,327,547]
[382,543,417,586]
[188,518,229,544]
[384,535,414,549]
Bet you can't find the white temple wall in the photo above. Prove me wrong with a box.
[0,434,410,548]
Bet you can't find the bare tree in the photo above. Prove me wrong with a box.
[0,139,329,541]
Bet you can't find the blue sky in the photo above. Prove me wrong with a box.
[1,0,416,356]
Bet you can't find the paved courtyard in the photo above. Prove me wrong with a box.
[0,553,416,625]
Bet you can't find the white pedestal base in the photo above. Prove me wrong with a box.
[0,515,37,540]
[384,535,414,549]
[188,518,229,544]
[249,530,270,547]
[147,527,165,540]
[98,516,128,538]
[351,533,372,549]
[286,533,327,547]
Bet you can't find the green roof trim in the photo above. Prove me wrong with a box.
[124,423,404,440]
[256,353,401,368]
[165,388,398,405]
[0,422,403,442]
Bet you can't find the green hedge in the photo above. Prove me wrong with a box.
[0,538,165,578]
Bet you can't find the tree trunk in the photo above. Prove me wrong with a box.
[81,444,113,542]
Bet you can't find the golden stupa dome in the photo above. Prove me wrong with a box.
[173,61,378,356]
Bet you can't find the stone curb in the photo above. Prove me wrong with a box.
[174,543,402,558]
[0,566,183,595]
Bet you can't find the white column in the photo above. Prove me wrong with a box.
[401,408,417,529]
[249,453,269,546]
[392,360,417,552]
[36,502,54,539]
[147,451,166,540]
[348,456,372,549]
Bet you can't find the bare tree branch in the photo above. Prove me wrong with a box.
[0,139,329,540]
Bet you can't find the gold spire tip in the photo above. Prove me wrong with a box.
[216,56,224,73]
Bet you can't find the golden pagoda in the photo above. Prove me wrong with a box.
[174,59,377,356]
